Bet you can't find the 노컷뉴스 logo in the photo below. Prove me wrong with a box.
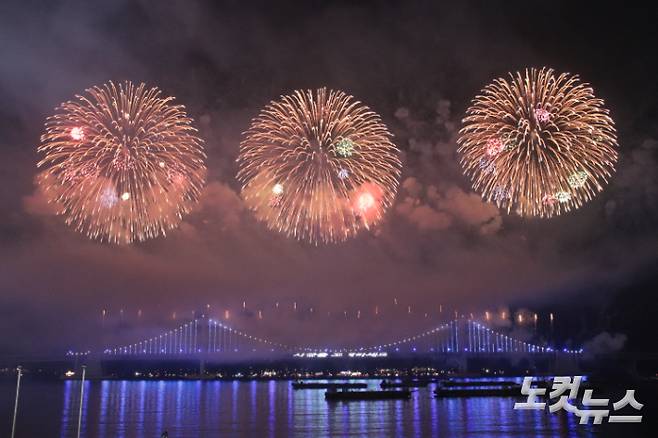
[513,376,643,424]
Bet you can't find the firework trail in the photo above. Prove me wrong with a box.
[458,68,618,217]
[38,81,206,243]
[237,88,402,244]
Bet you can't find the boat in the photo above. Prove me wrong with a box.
[325,389,411,401]
[440,380,518,387]
[380,379,429,389]
[434,385,522,397]
[292,381,368,390]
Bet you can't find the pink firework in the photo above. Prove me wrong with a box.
[542,194,558,206]
[486,137,505,156]
[357,192,376,212]
[534,107,551,123]
[70,127,85,141]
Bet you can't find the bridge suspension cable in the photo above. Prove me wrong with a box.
[90,316,582,357]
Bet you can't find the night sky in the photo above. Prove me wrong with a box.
[1,1,656,356]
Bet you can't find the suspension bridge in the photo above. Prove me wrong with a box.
[66,315,582,359]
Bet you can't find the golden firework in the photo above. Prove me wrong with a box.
[237,88,402,244]
[457,68,618,217]
[38,81,206,243]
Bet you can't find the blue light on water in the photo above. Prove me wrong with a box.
[43,378,596,437]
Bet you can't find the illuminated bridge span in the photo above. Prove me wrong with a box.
[68,317,582,358]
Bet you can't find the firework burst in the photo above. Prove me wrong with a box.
[237,88,402,244]
[38,81,206,243]
[457,67,618,217]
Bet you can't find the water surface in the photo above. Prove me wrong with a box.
[0,379,634,437]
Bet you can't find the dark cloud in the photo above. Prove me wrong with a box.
[0,0,657,355]
[582,332,627,360]
[395,177,501,234]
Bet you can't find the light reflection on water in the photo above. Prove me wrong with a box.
[2,379,595,437]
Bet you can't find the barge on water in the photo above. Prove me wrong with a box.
[380,379,429,389]
[292,381,367,390]
[325,389,411,401]
[434,384,522,397]
[440,380,519,387]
